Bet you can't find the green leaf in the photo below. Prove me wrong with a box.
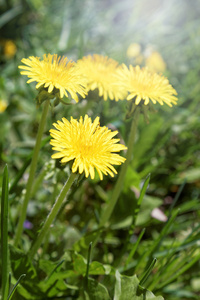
[1,165,9,300]
[79,278,111,300]
[73,228,103,252]
[72,251,87,275]
[7,274,26,300]
[114,271,164,300]
[89,261,114,275]
[72,251,114,276]
[9,245,37,284]
[125,228,146,267]
[175,167,200,184]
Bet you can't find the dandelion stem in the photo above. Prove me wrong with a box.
[99,107,140,227]
[14,100,50,247]
[29,172,76,260]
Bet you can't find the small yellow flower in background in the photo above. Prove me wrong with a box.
[117,65,178,107]
[145,51,166,73]
[50,115,127,180]
[126,43,141,58]
[0,100,7,113]
[77,54,127,101]
[4,40,17,58]
[18,54,87,102]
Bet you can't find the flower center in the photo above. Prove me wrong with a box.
[76,134,95,159]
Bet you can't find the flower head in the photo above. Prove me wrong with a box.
[4,40,17,58]
[0,99,7,113]
[117,65,178,107]
[145,51,166,73]
[126,43,141,58]
[50,115,127,180]
[77,54,127,101]
[19,54,87,102]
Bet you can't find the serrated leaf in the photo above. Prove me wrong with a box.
[73,228,103,252]
[79,278,111,300]
[114,271,164,300]
[89,261,114,275]
[9,245,37,280]
[72,252,114,276]
[72,251,87,275]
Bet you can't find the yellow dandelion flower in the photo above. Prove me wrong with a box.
[145,51,166,73]
[126,43,141,58]
[4,40,17,58]
[18,54,87,102]
[77,54,127,101]
[50,115,127,180]
[0,99,7,113]
[117,65,178,107]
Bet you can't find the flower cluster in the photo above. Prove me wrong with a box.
[19,52,178,179]
[19,52,178,107]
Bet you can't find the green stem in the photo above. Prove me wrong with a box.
[29,172,76,260]
[99,107,140,227]
[30,163,48,198]
[14,100,50,247]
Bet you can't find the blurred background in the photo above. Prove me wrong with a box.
[0,0,200,299]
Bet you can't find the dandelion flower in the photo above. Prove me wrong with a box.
[117,65,178,107]
[50,115,127,180]
[145,51,166,73]
[19,54,87,102]
[126,43,141,58]
[77,54,127,101]
[4,40,17,58]
[0,99,7,113]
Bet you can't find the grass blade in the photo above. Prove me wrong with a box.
[168,179,186,218]
[139,258,157,286]
[1,165,9,300]
[131,173,151,231]
[85,242,93,287]
[125,228,146,268]
[114,175,150,268]
[157,250,200,290]
[7,274,26,300]
[135,208,180,272]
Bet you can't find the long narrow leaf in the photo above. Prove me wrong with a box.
[1,165,9,299]
[7,274,26,300]
[139,258,157,286]
[125,228,146,268]
[132,174,151,228]
[116,174,150,268]
[135,208,179,272]
[157,251,200,290]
